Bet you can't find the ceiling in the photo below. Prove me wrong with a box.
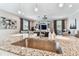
[0,3,79,19]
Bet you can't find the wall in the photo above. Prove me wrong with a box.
[68,12,79,35]
[0,10,20,40]
[29,20,36,30]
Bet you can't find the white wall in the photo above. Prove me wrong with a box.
[68,12,79,35]
[0,10,20,40]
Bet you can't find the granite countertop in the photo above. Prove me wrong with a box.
[0,36,79,56]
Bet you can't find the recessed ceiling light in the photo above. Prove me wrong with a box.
[69,4,72,8]
[59,3,64,7]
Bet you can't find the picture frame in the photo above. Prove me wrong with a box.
[0,16,17,29]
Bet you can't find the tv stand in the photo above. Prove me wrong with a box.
[35,30,49,37]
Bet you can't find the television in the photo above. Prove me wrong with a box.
[39,24,47,30]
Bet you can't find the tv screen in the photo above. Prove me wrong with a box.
[41,24,47,30]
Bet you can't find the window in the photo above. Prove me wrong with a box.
[23,19,28,31]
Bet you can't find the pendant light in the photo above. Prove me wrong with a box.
[34,4,38,12]
[59,3,64,7]
[69,4,72,8]
[18,10,22,14]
